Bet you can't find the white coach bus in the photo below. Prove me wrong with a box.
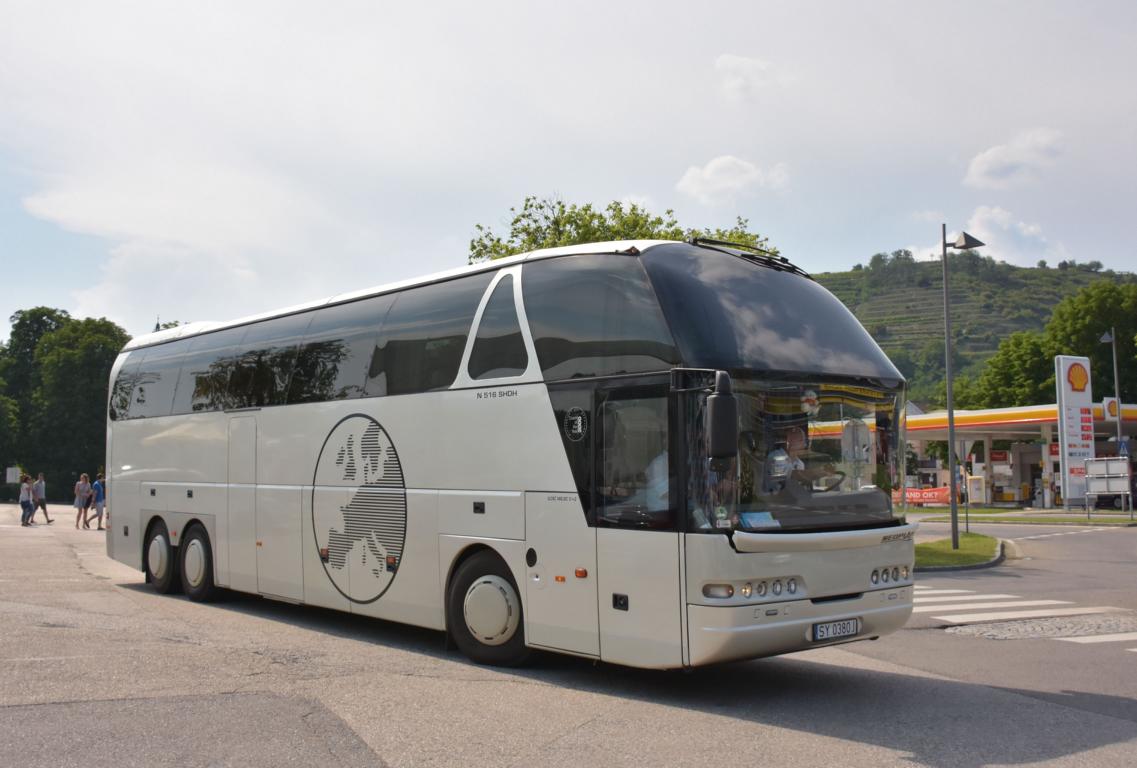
[105,239,915,669]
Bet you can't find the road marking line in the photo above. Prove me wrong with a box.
[910,589,975,595]
[915,600,1069,614]
[915,594,1020,604]
[1056,632,1137,644]
[933,606,1122,624]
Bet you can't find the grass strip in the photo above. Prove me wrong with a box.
[921,516,1132,525]
[915,532,999,568]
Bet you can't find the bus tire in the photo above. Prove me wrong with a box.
[144,519,181,595]
[179,525,218,603]
[447,550,529,667]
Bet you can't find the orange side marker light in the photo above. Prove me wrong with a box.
[575,568,588,579]
[554,575,566,583]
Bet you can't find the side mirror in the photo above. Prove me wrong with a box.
[706,371,738,460]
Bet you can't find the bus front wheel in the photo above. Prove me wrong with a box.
[447,550,529,667]
[144,519,181,595]
[179,525,218,603]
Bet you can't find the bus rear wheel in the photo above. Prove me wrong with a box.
[144,519,181,595]
[179,525,218,603]
[447,550,529,667]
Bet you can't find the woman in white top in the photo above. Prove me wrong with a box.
[19,475,35,526]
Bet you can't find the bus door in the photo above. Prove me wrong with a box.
[227,416,257,593]
[593,383,683,669]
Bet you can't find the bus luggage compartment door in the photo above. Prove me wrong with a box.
[523,493,599,656]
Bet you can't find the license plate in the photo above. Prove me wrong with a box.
[812,618,860,641]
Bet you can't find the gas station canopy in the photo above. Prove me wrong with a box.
[907,402,1136,442]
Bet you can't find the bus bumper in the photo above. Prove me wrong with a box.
[687,586,913,667]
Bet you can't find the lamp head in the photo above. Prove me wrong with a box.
[952,231,985,250]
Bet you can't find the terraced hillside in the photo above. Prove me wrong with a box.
[813,252,1135,406]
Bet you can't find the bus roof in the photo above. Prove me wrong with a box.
[122,240,684,351]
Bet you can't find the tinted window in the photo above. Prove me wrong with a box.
[522,254,678,381]
[641,244,902,381]
[130,339,189,418]
[468,275,527,379]
[288,295,393,404]
[367,274,492,396]
[597,389,674,530]
[229,313,313,408]
[109,354,143,421]
[173,327,248,413]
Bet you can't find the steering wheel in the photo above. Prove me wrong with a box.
[817,470,846,492]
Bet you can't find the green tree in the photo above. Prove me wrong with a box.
[469,196,775,263]
[28,318,130,492]
[1043,281,1137,401]
[956,331,1054,408]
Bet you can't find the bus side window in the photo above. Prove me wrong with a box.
[367,273,492,396]
[597,392,674,530]
[109,355,144,420]
[130,339,190,419]
[288,295,393,404]
[228,312,313,408]
[522,254,679,382]
[468,274,527,380]
[168,327,245,413]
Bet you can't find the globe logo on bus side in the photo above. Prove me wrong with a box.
[311,414,407,604]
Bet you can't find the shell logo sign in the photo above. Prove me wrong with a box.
[1107,398,1119,418]
[1067,362,1090,392]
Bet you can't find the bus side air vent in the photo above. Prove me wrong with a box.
[811,592,863,604]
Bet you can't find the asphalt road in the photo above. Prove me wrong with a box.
[2,503,1135,767]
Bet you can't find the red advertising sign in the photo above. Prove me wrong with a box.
[1049,442,1060,456]
[990,450,1009,463]
[891,486,955,505]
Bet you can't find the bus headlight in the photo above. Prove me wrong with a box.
[871,570,880,585]
[756,581,768,597]
[740,582,753,598]
[787,578,797,595]
[891,567,900,582]
[772,580,783,596]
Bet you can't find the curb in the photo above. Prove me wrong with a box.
[915,539,1006,573]
[917,518,1137,527]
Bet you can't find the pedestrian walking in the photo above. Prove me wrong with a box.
[19,474,35,526]
[73,473,92,529]
[89,473,107,531]
[32,472,53,524]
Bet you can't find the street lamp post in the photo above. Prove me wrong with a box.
[942,225,984,550]
[1102,328,1126,512]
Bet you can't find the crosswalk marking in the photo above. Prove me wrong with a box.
[914,593,1020,603]
[913,599,1069,614]
[1055,632,1137,644]
[933,606,1120,624]
[910,588,975,596]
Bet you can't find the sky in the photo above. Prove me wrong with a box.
[2,0,1135,343]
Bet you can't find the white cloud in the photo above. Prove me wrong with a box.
[903,206,1066,266]
[962,205,1067,266]
[911,210,945,224]
[676,156,789,206]
[715,54,785,102]
[963,128,1063,189]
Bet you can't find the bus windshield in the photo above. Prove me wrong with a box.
[686,378,905,533]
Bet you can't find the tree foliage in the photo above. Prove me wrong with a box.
[469,196,774,263]
[1,310,129,499]
[956,281,1137,408]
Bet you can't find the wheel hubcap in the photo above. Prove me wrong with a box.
[148,534,168,580]
[463,575,519,646]
[183,539,205,587]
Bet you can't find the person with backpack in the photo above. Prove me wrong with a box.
[88,474,107,531]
